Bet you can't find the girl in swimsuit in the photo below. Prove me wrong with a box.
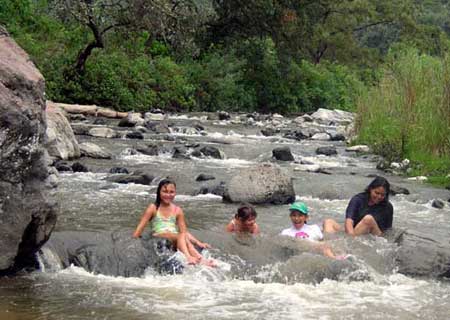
[133,178,213,266]
[226,204,260,235]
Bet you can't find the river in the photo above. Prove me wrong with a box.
[1,112,449,319]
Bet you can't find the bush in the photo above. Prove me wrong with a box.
[186,50,256,112]
[236,39,364,114]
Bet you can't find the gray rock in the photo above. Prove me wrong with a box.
[79,142,112,159]
[394,229,450,278]
[431,199,445,209]
[72,162,89,173]
[261,128,277,136]
[196,174,216,181]
[118,112,144,127]
[39,230,183,277]
[137,145,159,156]
[390,185,410,195]
[109,167,129,174]
[311,133,331,141]
[45,104,80,160]
[223,163,295,204]
[199,146,225,159]
[106,172,154,185]
[88,127,117,138]
[311,108,354,126]
[316,146,337,156]
[125,131,144,139]
[272,146,294,161]
[173,146,190,159]
[0,27,57,274]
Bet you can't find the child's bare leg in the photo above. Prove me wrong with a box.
[187,232,211,249]
[154,232,198,264]
[185,235,203,262]
[323,219,342,234]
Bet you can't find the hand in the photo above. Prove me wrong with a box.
[198,242,211,249]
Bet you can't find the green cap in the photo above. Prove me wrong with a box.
[289,202,308,215]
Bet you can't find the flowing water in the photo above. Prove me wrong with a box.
[1,113,450,319]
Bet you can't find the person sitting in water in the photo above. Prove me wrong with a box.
[226,204,260,235]
[133,178,213,266]
[281,202,345,259]
[345,176,393,236]
[322,176,393,237]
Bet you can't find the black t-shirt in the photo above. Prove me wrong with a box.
[345,192,393,231]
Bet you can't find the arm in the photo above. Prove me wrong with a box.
[344,195,361,236]
[132,204,155,238]
[176,207,188,234]
[225,219,236,233]
[252,223,260,235]
[345,218,355,236]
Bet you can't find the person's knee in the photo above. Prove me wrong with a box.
[361,215,377,227]
[323,219,340,232]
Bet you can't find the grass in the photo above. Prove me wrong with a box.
[355,48,450,188]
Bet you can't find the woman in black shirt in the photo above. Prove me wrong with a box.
[344,176,393,236]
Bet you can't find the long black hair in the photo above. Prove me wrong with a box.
[154,178,176,209]
[365,176,390,201]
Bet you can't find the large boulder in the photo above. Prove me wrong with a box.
[45,102,80,160]
[39,230,183,277]
[223,163,295,204]
[0,27,57,274]
[310,108,354,126]
[394,229,450,278]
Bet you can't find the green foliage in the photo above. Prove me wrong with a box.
[356,47,450,177]
[148,56,196,111]
[61,51,157,111]
[186,50,256,112]
[233,39,364,114]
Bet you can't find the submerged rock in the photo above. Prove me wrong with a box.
[39,230,183,277]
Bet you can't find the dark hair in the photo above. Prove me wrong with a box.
[155,178,176,208]
[235,204,257,221]
[365,176,390,201]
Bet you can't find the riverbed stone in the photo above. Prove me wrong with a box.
[199,146,225,159]
[311,108,354,126]
[431,199,445,209]
[79,142,112,159]
[0,27,57,274]
[394,229,450,278]
[39,230,183,277]
[390,184,410,195]
[88,127,117,138]
[223,163,295,204]
[45,103,81,160]
[105,172,154,185]
[316,146,337,156]
[272,146,294,161]
[118,112,144,127]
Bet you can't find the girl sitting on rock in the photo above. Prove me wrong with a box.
[133,178,214,266]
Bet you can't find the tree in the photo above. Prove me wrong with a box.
[208,0,416,65]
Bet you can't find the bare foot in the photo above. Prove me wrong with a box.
[201,259,217,268]
[186,256,199,265]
